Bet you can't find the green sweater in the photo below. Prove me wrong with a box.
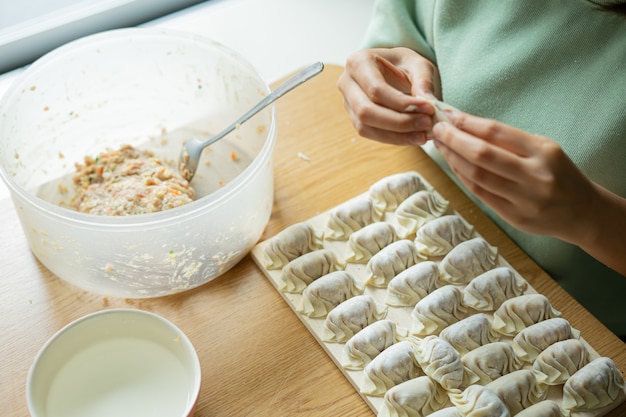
[363,0,626,336]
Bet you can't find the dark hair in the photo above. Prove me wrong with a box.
[596,2,626,16]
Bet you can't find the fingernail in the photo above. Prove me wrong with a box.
[408,132,426,146]
[418,102,434,114]
[415,115,433,130]
[432,121,446,136]
[433,139,443,149]
[404,102,434,114]
[443,109,461,122]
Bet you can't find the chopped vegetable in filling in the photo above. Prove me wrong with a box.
[70,145,195,216]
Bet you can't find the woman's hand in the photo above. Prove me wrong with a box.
[337,47,440,146]
[432,111,626,276]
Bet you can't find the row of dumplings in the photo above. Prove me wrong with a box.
[377,353,624,417]
[372,337,623,416]
[257,171,625,416]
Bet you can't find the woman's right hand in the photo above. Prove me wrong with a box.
[337,47,441,146]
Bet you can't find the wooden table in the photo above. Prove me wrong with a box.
[1,65,624,416]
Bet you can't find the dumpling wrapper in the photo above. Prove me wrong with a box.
[360,340,422,396]
[485,369,548,415]
[345,221,398,264]
[412,335,464,392]
[439,237,498,286]
[325,195,382,241]
[514,400,568,417]
[369,171,426,213]
[449,384,511,417]
[384,260,439,307]
[462,266,527,311]
[279,249,344,293]
[322,294,387,343]
[424,408,463,417]
[342,319,408,370]
[462,341,523,386]
[532,339,590,385]
[394,189,449,238]
[439,313,499,356]
[414,214,473,257]
[262,222,323,270]
[366,240,424,288]
[492,294,561,336]
[562,357,626,411]
[297,270,364,318]
[378,376,448,417]
[512,317,580,362]
[411,285,467,336]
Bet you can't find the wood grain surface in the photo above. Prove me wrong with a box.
[0,64,624,417]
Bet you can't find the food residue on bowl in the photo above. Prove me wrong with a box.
[69,145,195,216]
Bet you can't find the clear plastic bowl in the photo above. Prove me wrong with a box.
[0,28,276,298]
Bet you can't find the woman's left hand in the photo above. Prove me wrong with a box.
[432,110,626,277]
[431,111,596,243]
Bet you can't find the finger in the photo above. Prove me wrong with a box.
[348,109,429,146]
[452,168,524,225]
[447,111,535,157]
[341,84,433,134]
[433,136,524,200]
[345,53,434,115]
[433,121,525,184]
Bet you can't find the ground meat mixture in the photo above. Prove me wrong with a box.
[70,145,195,216]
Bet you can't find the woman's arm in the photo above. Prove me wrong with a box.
[432,111,626,276]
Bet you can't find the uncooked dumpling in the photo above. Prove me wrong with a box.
[384,261,439,307]
[462,342,522,386]
[512,317,580,362]
[449,384,511,417]
[325,195,382,240]
[279,249,344,293]
[366,240,424,288]
[485,369,549,415]
[514,400,568,417]
[262,222,323,270]
[439,313,499,356]
[345,221,398,263]
[378,376,448,417]
[360,340,422,396]
[394,190,449,238]
[424,408,463,417]
[412,335,464,392]
[532,339,590,385]
[369,171,426,213]
[414,214,473,256]
[462,267,527,311]
[492,294,561,336]
[411,285,467,336]
[562,357,625,411]
[297,271,364,318]
[439,237,498,285]
[322,294,387,343]
[342,319,407,370]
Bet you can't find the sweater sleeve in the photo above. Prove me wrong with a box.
[362,0,437,64]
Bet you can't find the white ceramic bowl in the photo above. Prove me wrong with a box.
[0,28,276,297]
[27,309,201,417]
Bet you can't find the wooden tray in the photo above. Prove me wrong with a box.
[251,171,626,417]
